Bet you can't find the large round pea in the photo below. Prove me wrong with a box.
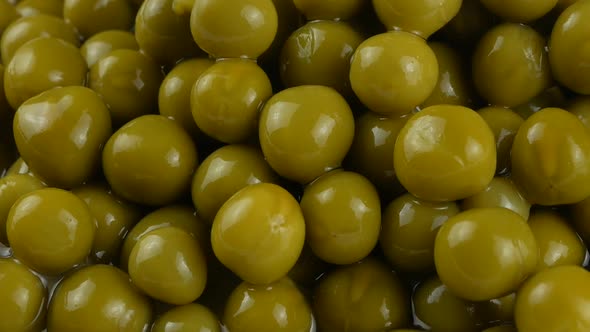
[152,303,220,332]
[48,264,152,332]
[4,36,87,110]
[394,104,496,202]
[191,59,272,143]
[159,58,214,138]
[472,23,551,108]
[347,111,409,199]
[120,205,208,271]
[434,208,538,301]
[293,0,363,20]
[314,258,410,331]
[259,85,355,184]
[72,183,142,264]
[279,20,364,97]
[102,115,198,206]
[190,0,278,59]
[0,14,80,65]
[477,107,524,175]
[135,0,204,65]
[13,86,112,189]
[191,144,277,223]
[511,107,590,205]
[301,170,381,265]
[462,177,531,220]
[350,31,439,116]
[413,276,480,332]
[0,174,45,245]
[15,0,63,17]
[422,42,477,108]
[6,188,95,275]
[0,258,46,332]
[80,30,139,67]
[63,0,134,39]
[550,0,590,94]
[0,0,19,38]
[380,193,460,273]
[515,265,590,332]
[212,183,305,285]
[528,210,586,272]
[481,0,558,22]
[0,63,12,116]
[129,227,207,305]
[372,0,462,39]
[223,277,312,332]
[89,49,163,126]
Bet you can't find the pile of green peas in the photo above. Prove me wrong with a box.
[1,0,590,331]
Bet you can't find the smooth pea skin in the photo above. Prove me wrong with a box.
[0,174,45,245]
[4,36,87,110]
[13,86,112,189]
[279,20,363,97]
[80,30,139,67]
[394,104,496,202]
[550,0,590,94]
[528,210,586,272]
[190,0,278,59]
[301,170,381,265]
[6,157,35,177]
[478,107,524,175]
[350,31,438,115]
[568,96,590,130]
[474,293,516,327]
[481,0,558,22]
[0,0,19,38]
[16,0,63,17]
[422,42,476,108]
[212,183,305,285]
[472,23,551,108]
[413,276,479,332]
[6,188,95,275]
[293,0,363,20]
[515,265,590,332]
[102,115,198,206]
[223,278,312,332]
[513,86,566,120]
[160,58,214,138]
[0,14,80,66]
[135,0,204,65]
[191,59,272,143]
[48,264,152,332]
[372,0,462,39]
[0,259,46,332]
[434,208,538,301]
[380,193,460,273]
[89,49,163,125]
[191,144,277,223]
[482,327,517,332]
[511,107,590,205]
[462,177,531,221]
[347,112,409,199]
[152,303,220,332]
[120,205,208,271]
[314,258,410,332]
[72,183,142,264]
[259,85,354,184]
[129,227,208,305]
[63,0,135,39]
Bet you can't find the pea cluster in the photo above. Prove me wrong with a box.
[0,0,590,332]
